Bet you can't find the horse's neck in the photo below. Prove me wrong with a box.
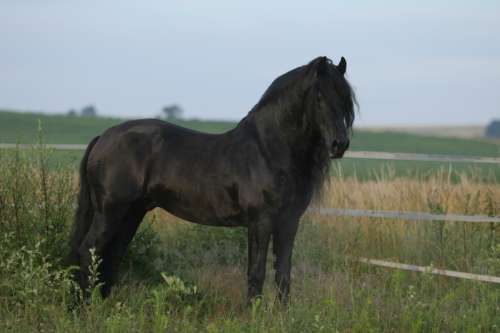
[237,97,318,164]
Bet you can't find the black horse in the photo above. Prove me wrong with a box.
[73,56,356,305]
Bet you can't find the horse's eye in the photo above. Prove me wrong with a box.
[317,94,322,101]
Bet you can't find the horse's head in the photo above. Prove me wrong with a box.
[306,56,356,159]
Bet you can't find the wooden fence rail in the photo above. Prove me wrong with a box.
[0,143,88,150]
[349,257,500,284]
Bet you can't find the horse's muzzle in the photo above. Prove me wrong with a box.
[329,138,349,159]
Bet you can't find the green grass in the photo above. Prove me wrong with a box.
[1,109,499,181]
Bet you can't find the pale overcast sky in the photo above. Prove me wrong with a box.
[0,0,499,126]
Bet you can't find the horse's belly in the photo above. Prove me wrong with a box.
[160,205,248,227]
[153,190,249,227]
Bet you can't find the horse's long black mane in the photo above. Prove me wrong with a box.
[237,57,357,203]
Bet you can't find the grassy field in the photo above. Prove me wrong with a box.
[1,138,499,332]
[0,110,238,144]
[1,110,499,183]
[337,129,500,182]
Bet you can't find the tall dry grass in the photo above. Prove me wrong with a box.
[323,164,498,214]
[302,164,500,277]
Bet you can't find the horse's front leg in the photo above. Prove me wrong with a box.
[272,218,299,306]
[247,219,272,304]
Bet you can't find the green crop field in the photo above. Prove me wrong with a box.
[1,110,499,182]
[0,110,238,144]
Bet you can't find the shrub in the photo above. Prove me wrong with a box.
[0,121,77,264]
[0,233,80,316]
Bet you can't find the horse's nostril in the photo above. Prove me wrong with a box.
[331,139,339,151]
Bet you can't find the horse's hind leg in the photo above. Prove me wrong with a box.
[77,205,131,299]
[100,205,147,297]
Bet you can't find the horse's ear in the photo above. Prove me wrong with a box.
[337,57,346,75]
[317,56,328,76]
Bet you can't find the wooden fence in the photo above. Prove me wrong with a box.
[319,151,499,283]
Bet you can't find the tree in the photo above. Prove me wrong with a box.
[485,120,500,138]
[162,104,183,120]
[81,105,97,117]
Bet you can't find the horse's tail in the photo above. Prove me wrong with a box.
[71,136,100,265]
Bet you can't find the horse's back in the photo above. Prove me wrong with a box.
[89,118,219,162]
[85,119,276,225]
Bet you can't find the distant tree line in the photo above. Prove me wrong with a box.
[68,105,98,117]
[66,104,186,120]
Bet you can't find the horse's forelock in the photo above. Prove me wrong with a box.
[304,58,357,135]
